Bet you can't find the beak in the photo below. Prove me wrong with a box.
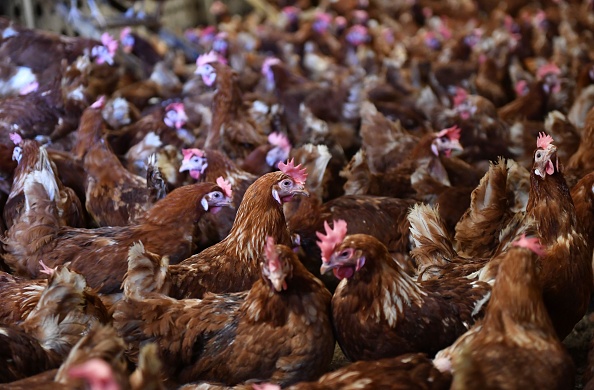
[270,278,285,292]
[320,258,338,275]
[216,196,234,209]
[292,184,310,197]
[179,160,191,172]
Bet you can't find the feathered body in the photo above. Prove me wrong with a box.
[321,229,491,361]
[167,169,308,299]
[114,241,334,387]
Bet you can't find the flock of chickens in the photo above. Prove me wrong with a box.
[3,0,594,388]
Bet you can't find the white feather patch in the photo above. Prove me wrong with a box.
[272,189,281,204]
[201,197,209,211]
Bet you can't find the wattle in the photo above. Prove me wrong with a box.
[334,267,354,280]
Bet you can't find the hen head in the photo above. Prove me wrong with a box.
[313,12,332,34]
[537,63,561,95]
[201,176,233,214]
[261,236,293,292]
[179,148,207,180]
[272,159,309,204]
[164,102,187,129]
[119,27,134,53]
[266,132,291,167]
[533,132,560,179]
[431,125,463,157]
[317,220,366,280]
[68,358,120,390]
[195,50,225,87]
[91,32,118,66]
[346,25,370,47]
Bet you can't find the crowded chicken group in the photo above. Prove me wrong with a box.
[2,0,594,388]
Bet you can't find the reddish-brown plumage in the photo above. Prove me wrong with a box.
[114,241,333,387]
[446,244,575,390]
[2,176,231,295]
[4,139,84,230]
[269,353,451,390]
[167,170,308,299]
[203,62,267,163]
[322,231,491,361]
[522,136,593,339]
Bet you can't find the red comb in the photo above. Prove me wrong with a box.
[268,132,291,149]
[182,148,205,160]
[264,236,280,272]
[216,176,232,198]
[512,234,546,257]
[537,63,560,80]
[536,132,554,149]
[278,159,307,185]
[9,132,22,145]
[316,220,348,263]
[165,102,184,113]
[436,125,461,141]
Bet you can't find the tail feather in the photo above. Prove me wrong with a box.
[454,158,511,258]
[408,203,456,270]
[55,324,128,385]
[340,149,371,195]
[123,242,171,300]
[21,267,94,358]
[129,343,165,390]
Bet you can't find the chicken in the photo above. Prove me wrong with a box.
[318,219,491,361]
[3,325,161,390]
[72,97,164,227]
[341,125,463,200]
[3,134,84,230]
[565,106,594,187]
[433,133,592,340]
[0,266,102,383]
[2,167,232,296]
[434,235,575,390]
[113,237,334,387]
[195,51,267,163]
[179,147,257,248]
[498,63,562,123]
[240,132,292,176]
[254,353,452,390]
[166,160,309,299]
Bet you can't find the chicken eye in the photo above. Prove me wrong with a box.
[281,179,292,187]
[213,192,222,199]
[191,156,200,163]
[536,151,542,159]
[339,250,351,258]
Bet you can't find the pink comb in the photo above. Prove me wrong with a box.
[268,132,291,149]
[100,32,118,56]
[265,236,280,272]
[165,102,185,113]
[216,176,233,198]
[196,50,221,68]
[512,234,546,257]
[91,96,106,109]
[515,80,529,96]
[436,125,461,141]
[316,220,348,263]
[278,159,307,185]
[9,132,22,145]
[537,63,561,80]
[536,132,554,149]
[182,148,205,160]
